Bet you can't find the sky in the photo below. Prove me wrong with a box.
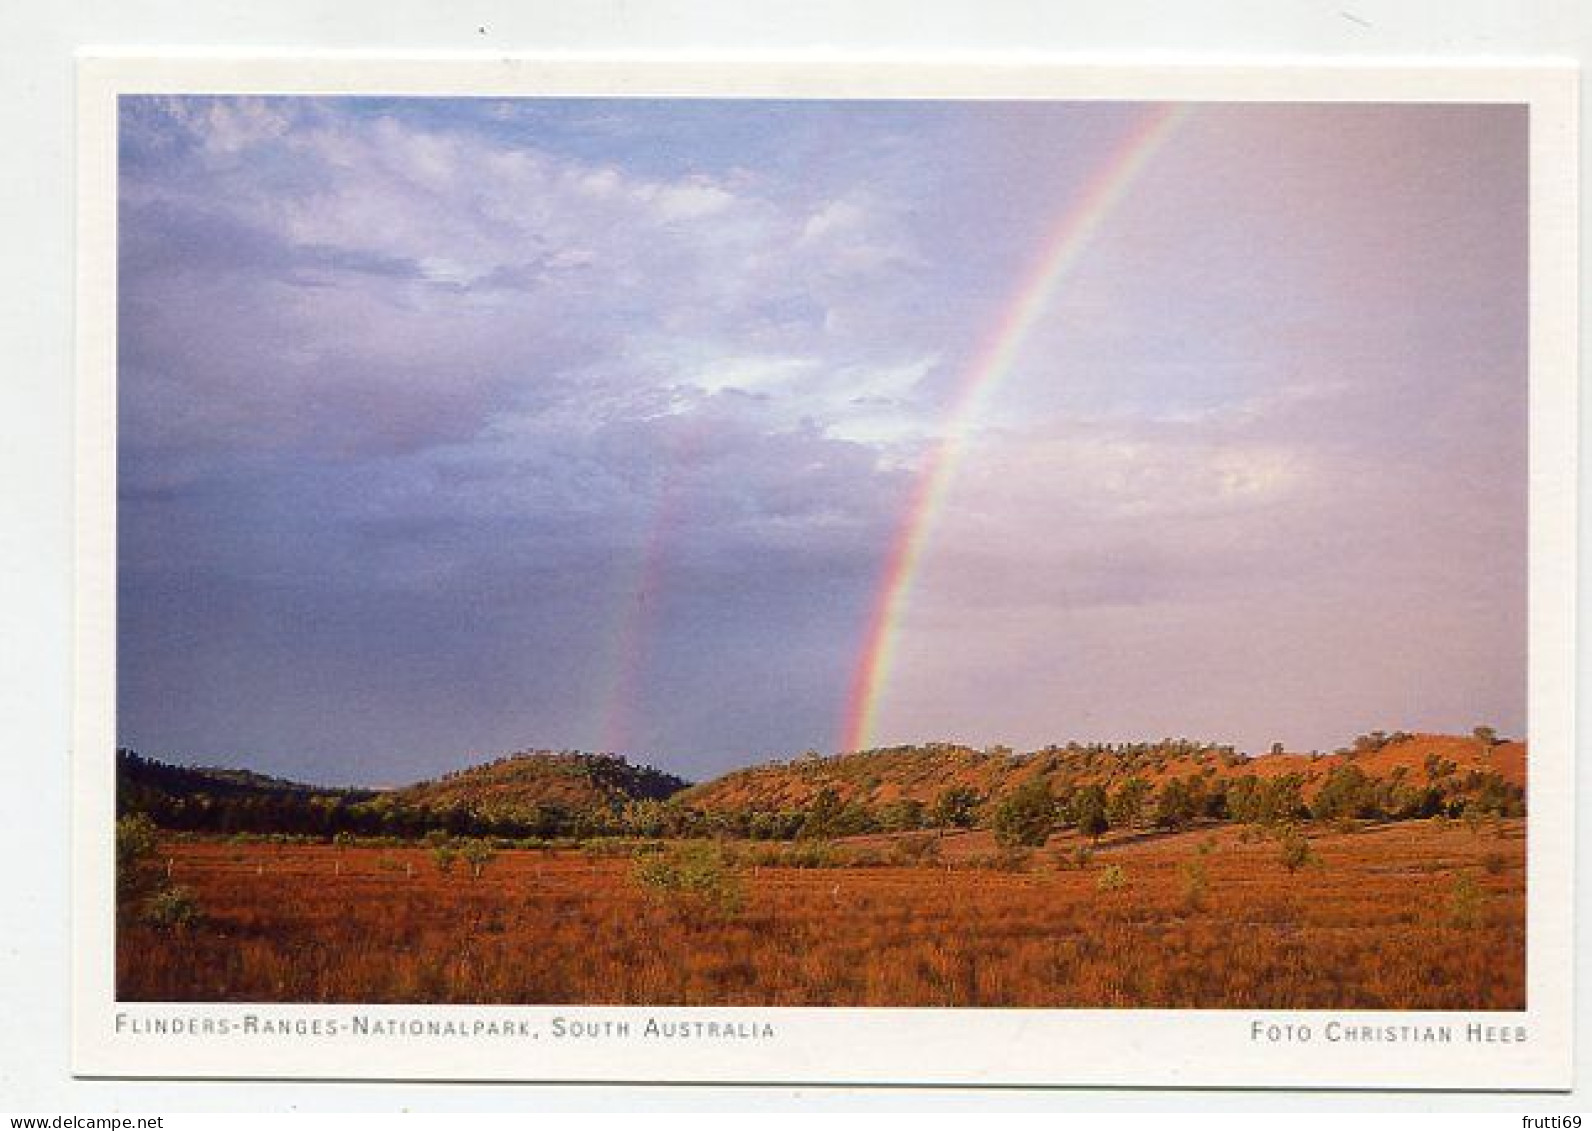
[116,96,1527,786]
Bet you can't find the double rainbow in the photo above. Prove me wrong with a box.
[840,104,1192,753]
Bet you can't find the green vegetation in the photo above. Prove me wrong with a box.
[116,812,160,900]
[1447,873,1486,928]
[1108,777,1151,830]
[142,885,203,930]
[460,839,496,879]
[928,786,980,830]
[632,840,746,923]
[1071,784,1110,843]
[117,732,1525,850]
[1179,855,1210,910]
[431,844,458,875]
[889,832,942,866]
[991,779,1055,847]
[1278,826,1315,873]
[116,811,205,930]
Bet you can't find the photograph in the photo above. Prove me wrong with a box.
[71,58,1577,1089]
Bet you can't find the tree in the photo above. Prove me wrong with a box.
[833,800,879,838]
[928,786,979,830]
[799,787,845,839]
[1153,778,1197,830]
[1108,778,1150,830]
[1312,763,1381,822]
[1201,777,1231,821]
[1227,775,1263,824]
[878,798,925,832]
[1073,784,1110,844]
[1263,774,1308,824]
[623,799,670,838]
[991,779,1055,848]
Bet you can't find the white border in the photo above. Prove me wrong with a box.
[72,56,1578,1089]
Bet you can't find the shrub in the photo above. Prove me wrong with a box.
[990,846,1033,873]
[581,838,628,860]
[889,832,942,867]
[1049,844,1100,872]
[1096,864,1129,892]
[1179,856,1209,910]
[460,839,496,879]
[142,885,203,930]
[845,847,887,868]
[1278,827,1314,873]
[785,841,839,869]
[1448,873,1485,928]
[116,813,160,900]
[431,844,458,875]
[633,841,746,924]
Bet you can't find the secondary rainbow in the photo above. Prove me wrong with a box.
[840,104,1192,753]
[593,422,706,756]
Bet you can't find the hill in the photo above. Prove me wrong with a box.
[680,731,1525,819]
[117,747,690,838]
[117,748,378,834]
[119,730,1523,840]
[389,750,690,816]
[118,748,375,807]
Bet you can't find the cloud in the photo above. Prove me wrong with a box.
[116,98,1527,779]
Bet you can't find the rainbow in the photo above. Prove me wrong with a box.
[840,104,1192,753]
[593,495,675,757]
[593,422,705,756]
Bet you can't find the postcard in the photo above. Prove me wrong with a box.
[73,56,1577,1088]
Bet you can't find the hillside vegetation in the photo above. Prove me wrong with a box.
[391,751,689,818]
[685,731,1523,821]
[117,748,688,840]
[119,729,1523,843]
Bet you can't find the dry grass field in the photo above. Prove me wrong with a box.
[118,819,1524,1009]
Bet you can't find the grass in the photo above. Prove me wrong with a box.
[117,819,1525,1009]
